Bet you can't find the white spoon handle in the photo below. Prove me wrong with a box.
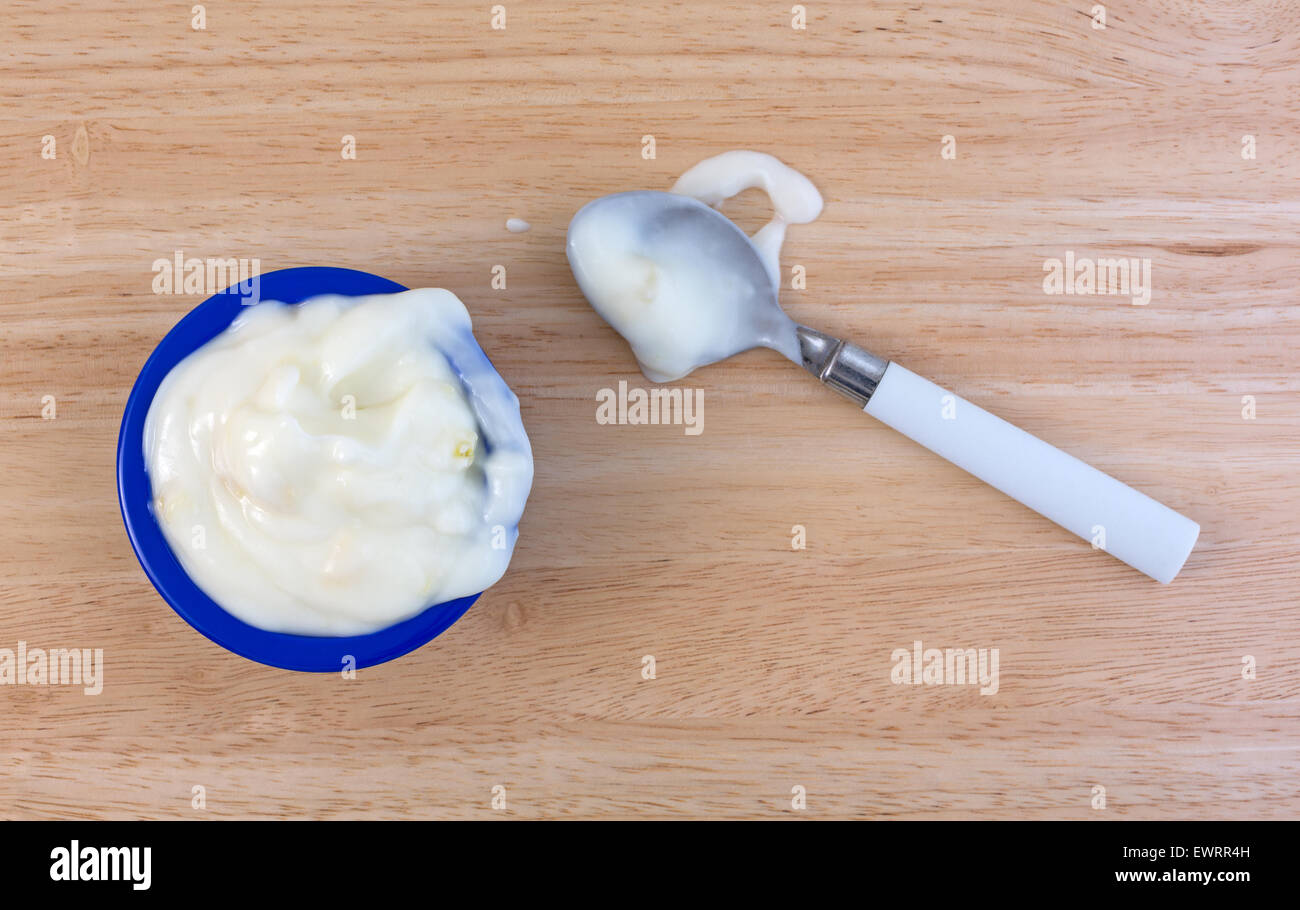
[863,362,1199,583]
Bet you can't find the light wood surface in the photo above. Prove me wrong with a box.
[2,1,1297,819]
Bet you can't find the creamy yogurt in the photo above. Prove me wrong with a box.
[566,150,823,381]
[143,288,532,637]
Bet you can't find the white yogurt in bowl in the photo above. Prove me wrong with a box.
[142,288,533,637]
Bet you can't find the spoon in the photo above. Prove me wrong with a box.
[567,191,1200,583]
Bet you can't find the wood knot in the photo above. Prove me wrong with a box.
[502,601,525,631]
[71,123,90,166]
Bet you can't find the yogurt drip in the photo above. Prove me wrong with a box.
[566,151,823,382]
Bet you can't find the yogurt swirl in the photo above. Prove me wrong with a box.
[143,288,532,637]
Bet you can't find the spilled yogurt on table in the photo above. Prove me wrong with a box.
[143,289,533,637]
[566,150,823,382]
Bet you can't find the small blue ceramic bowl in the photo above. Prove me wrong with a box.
[117,267,499,672]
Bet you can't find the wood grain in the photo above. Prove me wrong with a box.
[1,0,1297,819]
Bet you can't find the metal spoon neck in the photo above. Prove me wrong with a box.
[795,325,890,408]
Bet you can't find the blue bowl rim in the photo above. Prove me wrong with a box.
[116,266,490,672]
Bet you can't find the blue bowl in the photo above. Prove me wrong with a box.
[117,267,491,672]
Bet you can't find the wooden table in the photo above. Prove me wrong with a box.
[2,1,1296,819]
